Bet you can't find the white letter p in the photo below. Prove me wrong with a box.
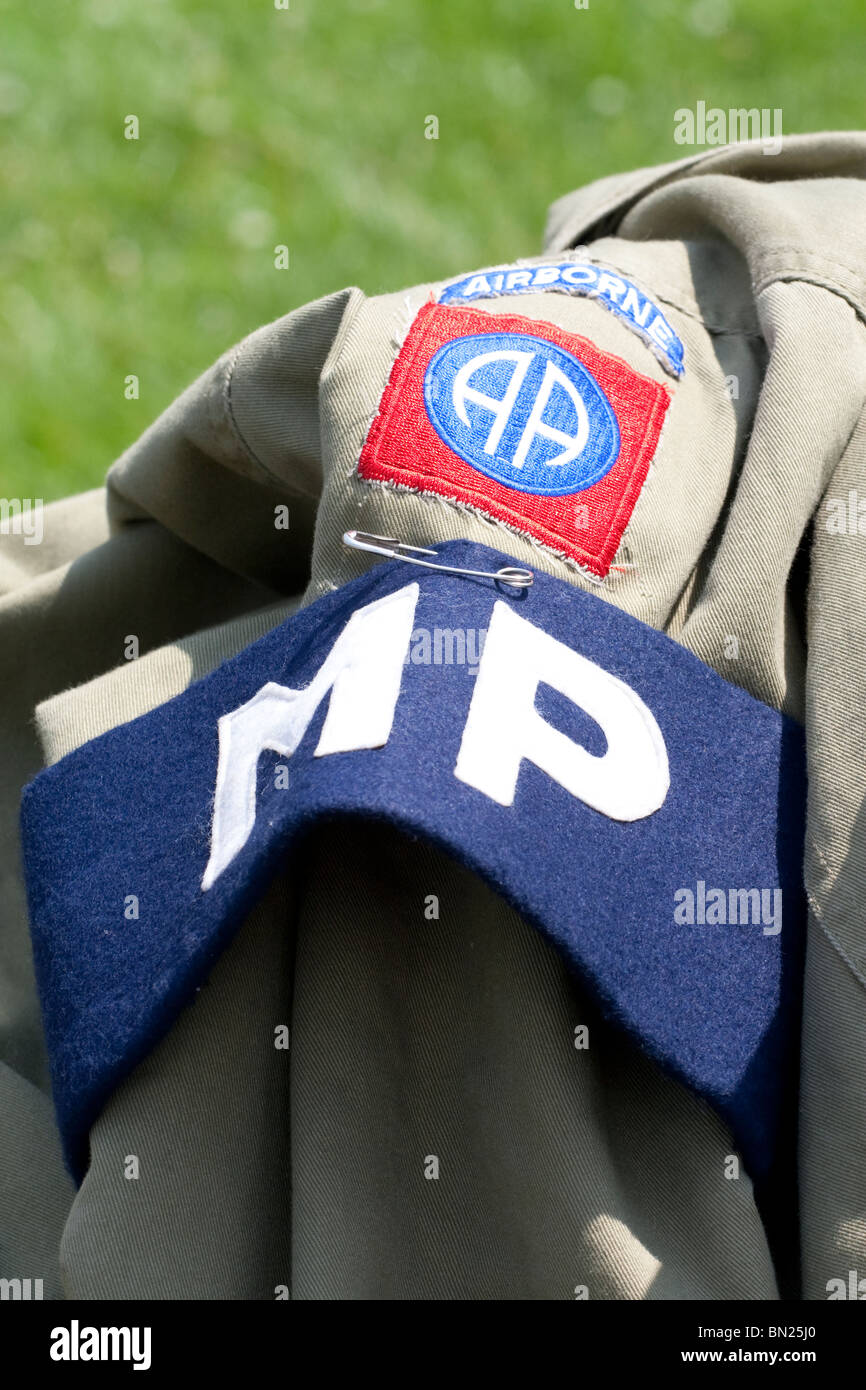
[454,601,669,820]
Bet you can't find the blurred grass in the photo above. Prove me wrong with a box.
[0,0,864,500]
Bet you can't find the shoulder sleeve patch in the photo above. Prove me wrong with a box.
[357,302,671,579]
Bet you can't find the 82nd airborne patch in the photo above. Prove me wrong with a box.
[358,302,671,580]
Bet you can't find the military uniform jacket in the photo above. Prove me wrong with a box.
[2,132,866,1301]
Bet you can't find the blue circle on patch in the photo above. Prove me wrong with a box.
[423,331,620,496]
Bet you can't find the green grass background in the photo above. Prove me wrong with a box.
[1,0,864,500]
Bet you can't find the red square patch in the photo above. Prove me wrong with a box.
[358,302,671,578]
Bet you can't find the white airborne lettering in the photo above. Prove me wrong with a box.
[202,584,669,889]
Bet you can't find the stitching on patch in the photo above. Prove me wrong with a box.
[355,472,608,586]
[594,384,670,570]
[353,301,435,481]
[362,452,601,572]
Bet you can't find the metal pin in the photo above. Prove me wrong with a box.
[343,530,533,590]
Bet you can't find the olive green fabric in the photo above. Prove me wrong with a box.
[3,133,866,1300]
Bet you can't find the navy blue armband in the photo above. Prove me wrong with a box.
[21,539,806,1261]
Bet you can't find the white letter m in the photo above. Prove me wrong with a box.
[201,583,419,890]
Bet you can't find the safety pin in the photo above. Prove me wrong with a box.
[343,530,533,589]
